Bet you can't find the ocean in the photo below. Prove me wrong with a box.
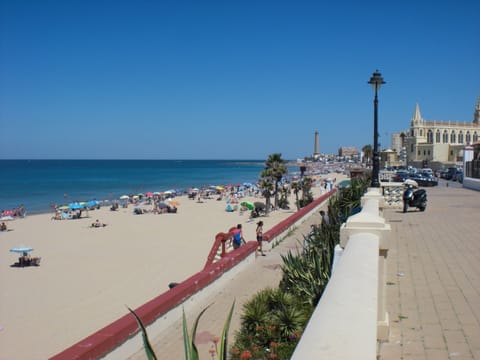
[1,160,297,215]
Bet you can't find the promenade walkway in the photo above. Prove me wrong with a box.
[128,184,480,360]
[379,184,480,360]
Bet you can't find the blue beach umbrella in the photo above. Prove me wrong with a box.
[69,202,85,210]
[10,246,34,254]
[85,200,100,208]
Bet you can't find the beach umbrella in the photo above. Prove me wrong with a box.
[240,201,254,210]
[120,195,129,200]
[216,186,225,191]
[145,192,153,197]
[10,246,33,254]
[167,199,180,207]
[57,205,69,211]
[86,200,100,208]
[69,202,85,210]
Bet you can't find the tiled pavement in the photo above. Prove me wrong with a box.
[379,185,480,360]
[128,184,480,360]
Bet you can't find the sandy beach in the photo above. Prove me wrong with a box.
[0,177,342,360]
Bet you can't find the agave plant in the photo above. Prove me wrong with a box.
[279,248,330,307]
[128,300,235,360]
[128,307,157,360]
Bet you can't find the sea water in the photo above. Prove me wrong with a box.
[0,160,297,214]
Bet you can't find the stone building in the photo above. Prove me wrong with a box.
[338,146,359,160]
[392,97,480,169]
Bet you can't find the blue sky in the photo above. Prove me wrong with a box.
[1,0,479,160]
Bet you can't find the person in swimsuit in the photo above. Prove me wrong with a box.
[256,221,266,256]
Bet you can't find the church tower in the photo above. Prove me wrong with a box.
[411,103,424,126]
[474,96,480,125]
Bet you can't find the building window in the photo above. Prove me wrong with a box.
[428,150,431,155]
[466,131,471,143]
[450,131,456,143]
[436,130,441,143]
[459,131,464,144]
[443,131,448,143]
[411,144,414,152]
[450,150,453,156]
[420,129,423,136]
[418,150,421,156]
[423,150,426,155]
[474,132,479,143]
[411,129,414,136]
[427,130,433,144]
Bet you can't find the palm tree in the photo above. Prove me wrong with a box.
[290,181,301,210]
[362,144,373,166]
[261,153,288,209]
[259,178,274,215]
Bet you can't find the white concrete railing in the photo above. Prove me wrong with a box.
[291,188,391,360]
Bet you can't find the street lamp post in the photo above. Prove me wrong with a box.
[368,70,386,187]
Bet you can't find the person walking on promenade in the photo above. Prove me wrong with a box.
[320,210,330,226]
[256,221,266,256]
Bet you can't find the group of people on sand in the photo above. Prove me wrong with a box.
[16,252,41,267]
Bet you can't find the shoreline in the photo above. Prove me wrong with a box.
[0,173,345,359]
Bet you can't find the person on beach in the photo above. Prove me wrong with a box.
[91,219,107,228]
[0,222,7,231]
[256,221,266,256]
[232,224,245,249]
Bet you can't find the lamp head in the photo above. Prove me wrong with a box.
[368,70,386,91]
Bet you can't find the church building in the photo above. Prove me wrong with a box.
[392,97,480,169]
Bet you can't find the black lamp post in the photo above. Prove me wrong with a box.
[368,70,385,187]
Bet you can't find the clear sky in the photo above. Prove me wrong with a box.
[1,0,479,160]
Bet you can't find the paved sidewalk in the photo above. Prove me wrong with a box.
[128,208,325,360]
[379,185,480,360]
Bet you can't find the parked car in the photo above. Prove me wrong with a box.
[453,171,463,183]
[444,167,458,180]
[409,174,438,187]
[393,171,410,182]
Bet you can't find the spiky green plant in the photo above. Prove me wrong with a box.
[128,307,157,360]
[128,300,235,360]
[182,304,211,360]
[231,288,309,359]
